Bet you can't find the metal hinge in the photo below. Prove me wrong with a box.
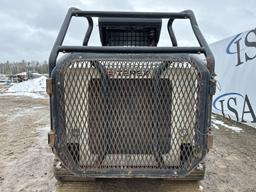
[209,78,216,95]
[46,78,53,95]
[48,130,56,148]
[207,133,213,150]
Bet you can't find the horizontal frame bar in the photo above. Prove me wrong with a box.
[73,9,191,18]
[58,46,205,54]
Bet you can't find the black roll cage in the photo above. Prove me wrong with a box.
[49,8,215,75]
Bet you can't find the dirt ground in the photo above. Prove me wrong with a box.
[0,96,255,192]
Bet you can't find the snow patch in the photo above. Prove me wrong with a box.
[1,76,47,98]
[212,123,219,130]
[212,119,242,133]
[1,92,46,99]
[8,76,46,92]
[32,106,45,109]
[55,162,62,169]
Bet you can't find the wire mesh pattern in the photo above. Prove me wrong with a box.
[105,29,157,46]
[52,54,209,177]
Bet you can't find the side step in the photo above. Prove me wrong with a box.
[53,158,205,182]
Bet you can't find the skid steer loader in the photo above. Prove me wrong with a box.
[47,8,215,181]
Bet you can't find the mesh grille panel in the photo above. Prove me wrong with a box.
[53,55,209,177]
[105,30,153,46]
[88,79,172,155]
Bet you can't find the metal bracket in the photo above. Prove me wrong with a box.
[48,130,56,148]
[207,133,213,150]
[209,78,216,95]
[46,78,53,95]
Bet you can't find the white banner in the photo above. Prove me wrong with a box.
[210,29,256,127]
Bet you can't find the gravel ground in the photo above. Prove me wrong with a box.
[0,96,255,192]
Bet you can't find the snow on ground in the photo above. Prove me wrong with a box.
[8,76,46,92]
[0,76,47,99]
[212,119,243,133]
[211,123,219,130]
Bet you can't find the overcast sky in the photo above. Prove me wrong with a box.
[1,0,256,62]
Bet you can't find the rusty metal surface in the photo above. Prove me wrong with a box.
[48,130,56,148]
[207,134,213,150]
[46,78,53,96]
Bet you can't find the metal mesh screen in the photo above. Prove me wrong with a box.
[105,30,155,46]
[52,54,209,177]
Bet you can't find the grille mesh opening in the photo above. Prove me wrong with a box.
[88,79,172,155]
[106,30,150,46]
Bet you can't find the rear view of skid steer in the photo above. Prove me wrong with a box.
[47,8,215,181]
